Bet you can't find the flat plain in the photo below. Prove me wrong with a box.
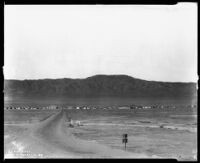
[4,97,197,160]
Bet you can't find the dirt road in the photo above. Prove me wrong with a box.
[4,109,157,158]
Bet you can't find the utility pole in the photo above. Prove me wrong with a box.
[122,134,128,150]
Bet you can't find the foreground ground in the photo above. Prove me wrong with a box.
[4,107,197,160]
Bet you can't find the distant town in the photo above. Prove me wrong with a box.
[4,104,197,111]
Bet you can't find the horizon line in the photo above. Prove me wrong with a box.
[3,74,197,84]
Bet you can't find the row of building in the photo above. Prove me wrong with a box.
[128,104,197,110]
[4,104,196,111]
[4,105,60,110]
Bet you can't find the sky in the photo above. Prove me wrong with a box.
[4,3,198,82]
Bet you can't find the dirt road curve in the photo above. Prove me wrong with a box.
[5,110,156,158]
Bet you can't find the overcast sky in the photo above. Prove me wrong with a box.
[4,3,197,82]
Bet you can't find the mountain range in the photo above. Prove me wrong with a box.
[4,75,197,99]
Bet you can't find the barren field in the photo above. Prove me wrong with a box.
[4,98,197,160]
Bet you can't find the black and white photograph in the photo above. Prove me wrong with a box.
[4,3,197,160]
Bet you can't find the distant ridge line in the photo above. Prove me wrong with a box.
[4,74,197,84]
[4,74,197,98]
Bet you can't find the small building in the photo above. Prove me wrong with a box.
[118,106,130,110]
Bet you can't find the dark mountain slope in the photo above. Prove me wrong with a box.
[4,75,197,98]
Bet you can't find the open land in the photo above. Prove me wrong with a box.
[4,98,197,160]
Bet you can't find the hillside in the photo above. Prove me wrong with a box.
[4,75,197,99]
